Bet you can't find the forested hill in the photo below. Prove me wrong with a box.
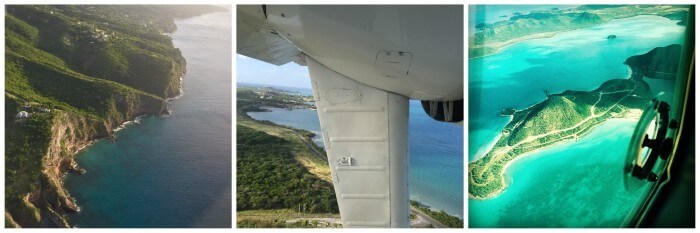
[4,5,223,228]
[625,44,682,80]
[469,5,689,57]
[7,5,224,100]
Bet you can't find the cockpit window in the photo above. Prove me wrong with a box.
[468,5,693,227]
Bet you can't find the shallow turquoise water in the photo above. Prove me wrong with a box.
[64,12,232,227]
[470,119,647,227]
[248,99,464,218]
[469,15,685,227]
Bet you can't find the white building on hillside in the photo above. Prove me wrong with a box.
[16,111,29,118]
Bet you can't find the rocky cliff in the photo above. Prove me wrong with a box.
[4,5,222,228]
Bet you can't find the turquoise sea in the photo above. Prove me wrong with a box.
[246,95,464,219]
[469,14,686,227]
[64,12,232,227]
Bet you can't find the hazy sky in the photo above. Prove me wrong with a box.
[236,54,312,89]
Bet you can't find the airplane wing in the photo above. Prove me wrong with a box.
[236,5,463,228]
[237,5,299,65]
[307,56,410,227]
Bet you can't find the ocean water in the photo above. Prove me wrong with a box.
[64,12,232,228]
[247,98,464,218]
[247,107,324,147]
[469,14,685,227]
[238,82,314,96]
[468,5,576,34]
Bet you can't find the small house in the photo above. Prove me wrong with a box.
[16,111,29,118]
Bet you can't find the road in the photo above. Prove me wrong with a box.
[279,126,327,161]
[410,206,447,228]
[476,83,638,177]
[295,133,327,161]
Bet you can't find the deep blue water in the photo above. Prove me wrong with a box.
[469,14,686,227]
[65,12,232,228]
[247,95,464,219]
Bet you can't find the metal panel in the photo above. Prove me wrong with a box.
[237,5,299,65]
[307,56,409,228]
[268,5,463,101]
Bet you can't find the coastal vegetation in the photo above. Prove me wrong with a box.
[469,44,684,199]
[236,209,341,228]
[625,44,682,80]
[469,79,652,199]
[5,5,223,227]
[237,87,339,228]
[237,86,463,227]
[469,5,689,57]
[410,201,463,228]
[237,125,338,213]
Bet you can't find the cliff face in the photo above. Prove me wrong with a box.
[45,98,166,227]
[166,52,187,99]
[3,5,213,228]
[6,92,167,227]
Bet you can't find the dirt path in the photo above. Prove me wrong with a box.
[295,134,326,161]
[475,83,637,178]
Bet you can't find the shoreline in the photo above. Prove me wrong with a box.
[60,56,187,227]
[239,99,464,221]
[469,39,645,199]
[63,92,184,217]
[5,7,232,228]
[470,31,565,59]
[469,14,667,59]
[469,117,640,201]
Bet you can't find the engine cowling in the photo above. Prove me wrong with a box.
[421,100,463,123]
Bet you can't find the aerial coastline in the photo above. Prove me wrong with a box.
[469,41,682,199]
[469,74,652,199]
[4,5,225,227]
[469,5,689,58]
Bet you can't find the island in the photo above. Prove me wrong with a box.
[469,5,689,58]
[4,5,224,228]
[469,44,683,199]
[607,35,617,39]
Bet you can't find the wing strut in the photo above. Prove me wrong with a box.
[307,56,410,228]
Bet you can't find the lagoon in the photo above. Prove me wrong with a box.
[468,15,685,227]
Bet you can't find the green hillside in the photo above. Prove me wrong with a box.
[625,44,683,80]
[237,125,338,214]
[4,5,223,227]
[469,5,690,58]
[469,78,652,199]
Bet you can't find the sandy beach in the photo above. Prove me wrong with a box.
[469,115,641,200]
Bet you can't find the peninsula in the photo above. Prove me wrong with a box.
[469,44,682,199]
[469,5,689,58]
[5,5,224,227]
